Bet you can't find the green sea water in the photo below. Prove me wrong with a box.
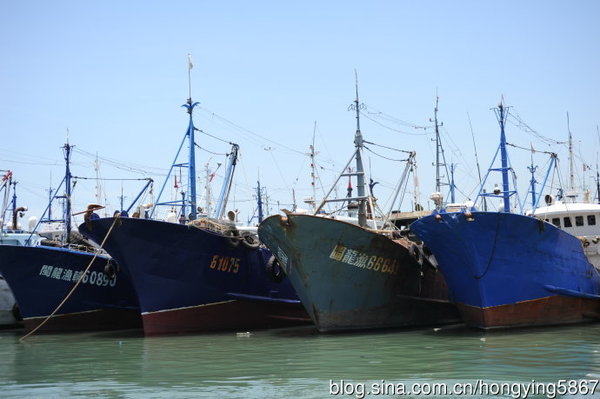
[0,323,599,398]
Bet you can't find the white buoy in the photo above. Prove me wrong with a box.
[28,216,38,231]
[166,212,178,223]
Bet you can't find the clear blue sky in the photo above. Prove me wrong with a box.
[2,1,599,225]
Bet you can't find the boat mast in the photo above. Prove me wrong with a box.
[596,164,600,205]
[312,73,368,224]
[10,180,17,227]
[412,160,421,210]
[528,150,538,209]
[449,163,456,203]
[204,163,212,217]
[495,100,511,213]
[468,112,487,210]
[256,179,264,223]
[430,96,453,206]
[566,112,577,202]
[214,144,239,220]
[432,96,446,193]
[63,142,73,243]
[351,71,367,227]
[184,53,198,219]
[597,126,600,204]
[186,58,198,219]
[309,121,318,212]
[149,56,199,220]
[0,171,12,231]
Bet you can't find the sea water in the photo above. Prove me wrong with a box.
[0,323,599,398]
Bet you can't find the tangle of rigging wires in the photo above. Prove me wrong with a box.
[507,111,566,146]
[194,142,227,156]
[363,145,410,162]
[362,140,413,154]
[199,107,305,155]
[506,142,557,156]
[195,127,233,145]
[360,110,431,136]
[73,148,165,176]
[72,176,152,181]
[362,104,428,129]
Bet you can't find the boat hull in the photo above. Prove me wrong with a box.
[410,211,600,329]
[0,276,19,327]
[258,214,460,332]
[0,245,141,332]
[78,217,310,336]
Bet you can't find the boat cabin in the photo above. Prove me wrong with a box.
[533,202,600,237]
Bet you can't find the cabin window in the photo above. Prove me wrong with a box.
[563,217,572,228]
[575,216,584,226]
[588,215,596,226]
[552,218,561,227]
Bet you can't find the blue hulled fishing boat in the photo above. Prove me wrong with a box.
[258,83,460,332]
[79,214,308,335]
[0,145,141,333]
[410,102,600,329]
[79,65,309,335]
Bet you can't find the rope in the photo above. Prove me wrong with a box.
[474,213,502,280]
[19,215,121,342]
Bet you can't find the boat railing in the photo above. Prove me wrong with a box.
[188,217,236,235]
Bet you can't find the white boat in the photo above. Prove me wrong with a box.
[0,170,39,327]
[533,199,600,269]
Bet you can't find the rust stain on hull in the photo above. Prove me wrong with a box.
[457,295,600,329]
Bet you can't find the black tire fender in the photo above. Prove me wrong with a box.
[409,243,423,266]
[241,232,260,249]
[225,229,240,248]
[266,255,284,283]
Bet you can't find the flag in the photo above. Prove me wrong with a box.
[188,54,193,70]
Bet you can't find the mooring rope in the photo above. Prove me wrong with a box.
[19,215,121,342]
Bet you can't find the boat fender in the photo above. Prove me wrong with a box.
[104,260,119,279]
[11,303,22,321]
[225,228,240,248]
[537,218,546,233]
[241,232,260,249]
[579,237,590,248]
[409,243,424,266]
[266,255,284,283]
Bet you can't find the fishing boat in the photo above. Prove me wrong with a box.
[410,101,600,329]
[257,83,460,332]
[0,170,25,327]
[0,145,142,333]
[78,70,309,335]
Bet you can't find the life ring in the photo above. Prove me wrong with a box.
[104,260,118,279]
[241,232,260,249]
[266,255,284,283]
[409,243,423,266]
[225,228,240,247]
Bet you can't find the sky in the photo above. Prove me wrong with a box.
[1,1,600,228]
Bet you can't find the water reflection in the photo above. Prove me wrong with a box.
[1,323,600,398]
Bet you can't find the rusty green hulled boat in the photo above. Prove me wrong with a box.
[258,212,460,332]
